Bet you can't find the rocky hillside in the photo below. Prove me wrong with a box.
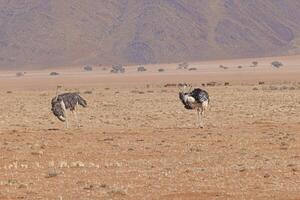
[0,0,300,68]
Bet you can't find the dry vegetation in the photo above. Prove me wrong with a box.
[0,80,299,199]
[271,61,283,68]
[0,57,300,199]
[49,72,59,76]
[83,65,93,71]
[111,65,125,73]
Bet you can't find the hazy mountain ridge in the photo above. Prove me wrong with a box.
[0,0,300,68]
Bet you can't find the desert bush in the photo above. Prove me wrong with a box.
[177,62,189,69]
[131,90,144,94]
[158,68,165,72]
[219,65,228,69]
[271,61,283,68]
[107,187,127,196]
[6,91,12,94]
[201,83,205,87]
[164,83,177,87]
[224,82,230,86]
[206,81,217,86]
[251,61,258,67]
[49,72,59,76]
[279,86,288,90]
[269,85,278,90]
[188,67,197,71]
[46,168,60,178]
[111,65,125,73]
[84,90,93,94]
[137,66,147,72]
[16,72,24,77]
[83,65,93,71]
[258,81,265,85]
[253,87,259,90]
[237,65,243,69]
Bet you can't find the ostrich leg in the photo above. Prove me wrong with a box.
[200,108,204,128]
[196,108,200,128]
[73,110,80,128]
[197,108,204,128]
[60,101,69,129]
[64,111,69,129]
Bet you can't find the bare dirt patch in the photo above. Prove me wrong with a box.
[0,58,300,199]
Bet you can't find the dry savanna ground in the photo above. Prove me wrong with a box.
[0,57,300,199]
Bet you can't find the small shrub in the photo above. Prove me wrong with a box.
[131,90,144,94]
[280,86,288,90]
[158,68,165,72]
[6,91,12,94]
[188,67,197,71]
[84,90,93,94]
[49,72,59,76]
[111,65,125,73]
[107,187,127,196]
[164,83,177,87]
[253,87,259,91]
[251,61,258,67]
[271,61,283,68]
[269,85,278,90]
[206,81,217,86]
[237,65,243,69]
[137,66,147,72]
[177,62,189,69]
[219,65,228,69]
[258,81,265,85]
[16,72,24,77]
[224,82,230,86]
[84,65,93,71]
[46,168,60,178]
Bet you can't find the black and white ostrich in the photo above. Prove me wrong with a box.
[51,87,87,128]
[179,83,209,128]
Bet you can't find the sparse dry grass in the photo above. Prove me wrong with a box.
[0,83,299,199]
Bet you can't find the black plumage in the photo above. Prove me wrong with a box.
[191,88,210,104]
[179,88,209,110]
[179,84,210,128]
[51,92,87,123]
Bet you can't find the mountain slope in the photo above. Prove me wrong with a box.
[0,0,300,68]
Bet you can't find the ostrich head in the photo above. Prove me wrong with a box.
[51,97,66,122]
[54,85,62,100]
[178,83,193,109]
[178,83,192,96]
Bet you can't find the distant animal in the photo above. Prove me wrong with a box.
[51,87,87,128]
[178,83,210,128]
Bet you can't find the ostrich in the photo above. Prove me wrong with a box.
[178,83,209,128]
[51,86,87,128]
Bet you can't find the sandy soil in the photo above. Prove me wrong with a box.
[0,56,300,199]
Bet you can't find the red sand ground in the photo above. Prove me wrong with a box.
[0,56,299,199]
